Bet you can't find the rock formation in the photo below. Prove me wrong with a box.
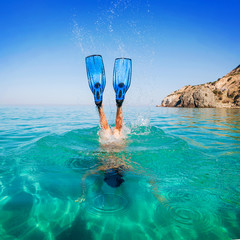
[161,65,240,108]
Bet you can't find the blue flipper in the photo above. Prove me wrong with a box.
[113,58,132,107]
[86,55,106,107]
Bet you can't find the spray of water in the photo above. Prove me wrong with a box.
[97,125,130,148]
[71,0,153,58]
[97,112,150,147]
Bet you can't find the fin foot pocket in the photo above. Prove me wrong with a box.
[96,101,102,108]
[116,100,123,108]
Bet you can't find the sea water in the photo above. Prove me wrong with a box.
[0,106,239,240]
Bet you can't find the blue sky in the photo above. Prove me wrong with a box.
[0,0,239,105]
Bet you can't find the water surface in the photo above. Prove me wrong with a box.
[0,106,240,240]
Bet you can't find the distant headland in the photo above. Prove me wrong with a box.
[159,65,240,108]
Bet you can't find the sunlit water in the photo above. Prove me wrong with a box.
[0,106,240,240]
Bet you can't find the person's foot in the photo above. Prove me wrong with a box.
[86,55,106,107]
[113,58,132,107]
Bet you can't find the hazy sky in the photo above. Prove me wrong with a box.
[0,0,239,106]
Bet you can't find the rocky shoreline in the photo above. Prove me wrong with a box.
[160,65,240,108]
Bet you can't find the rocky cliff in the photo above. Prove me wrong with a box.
[160,65,240,108]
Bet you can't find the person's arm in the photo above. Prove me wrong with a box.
[149,180,167,204]
[75,169,98,203]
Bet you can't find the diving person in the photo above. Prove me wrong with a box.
[75,55,132,203]
[76,55,167,208]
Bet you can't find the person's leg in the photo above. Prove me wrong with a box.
[113,106,123,136]
[97,106,112,133]
[86,55,110,133]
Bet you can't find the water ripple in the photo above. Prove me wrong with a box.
[66,156,99,172]
[87,194,129,215]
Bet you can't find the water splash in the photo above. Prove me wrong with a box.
[71,0,154,58]
[97,125,130,148]
[72,17,85,54]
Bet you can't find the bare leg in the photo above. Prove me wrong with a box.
[97,106,112,133]
[113,106,123,136]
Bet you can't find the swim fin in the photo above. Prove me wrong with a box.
[113,58,132,107]
[86,55,106,107]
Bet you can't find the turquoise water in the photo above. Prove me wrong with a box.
[0,106,240,240]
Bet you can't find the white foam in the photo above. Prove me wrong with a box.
[98,125,130,151]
